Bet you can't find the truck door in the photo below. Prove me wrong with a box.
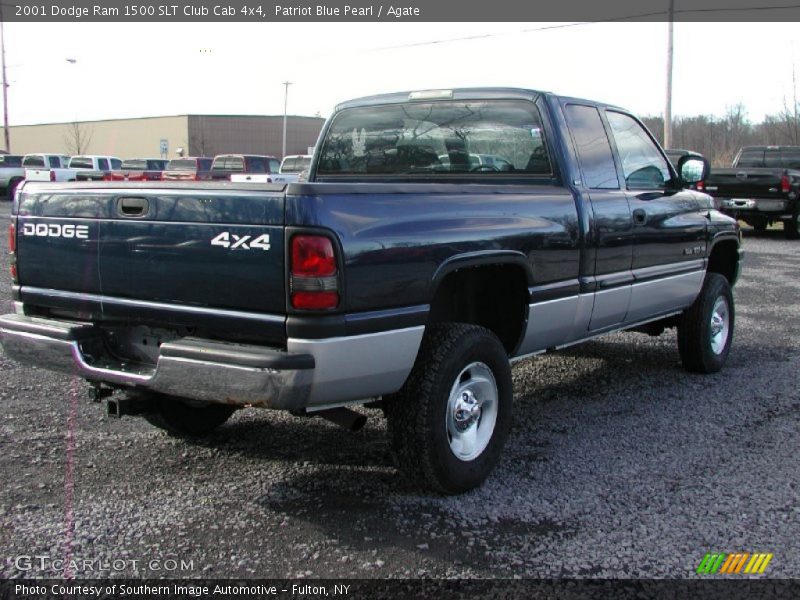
[603,110,707,323]
[563,103,633,331]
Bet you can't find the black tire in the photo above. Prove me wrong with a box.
[677,273,734,374]
[783,206,800,240]
[6,178,22,202]
[752,221,767,233]
[384,323,513,494]
[144,394,236,438]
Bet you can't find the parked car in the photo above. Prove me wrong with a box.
[0,154,25,200]
[703,145,800,238]
[68,155,123,181]
[0,87,741,494]
[21,153,72,184]
[161,157,213,181]
[209,154,280,181]
[437,152,514,172]
[105,158,169,182]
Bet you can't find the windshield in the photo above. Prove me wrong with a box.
[317,99,552,177]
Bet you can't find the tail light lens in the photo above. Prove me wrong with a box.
[781,173,791,193]
[290,235,339,310]
[696,180,705,191]
[9,222,17,282]
[49,170,56,182]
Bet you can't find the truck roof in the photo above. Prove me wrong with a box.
[334,87,625,113]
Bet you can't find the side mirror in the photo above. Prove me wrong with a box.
[677,154,709,185]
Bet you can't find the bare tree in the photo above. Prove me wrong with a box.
[63,121,93,155]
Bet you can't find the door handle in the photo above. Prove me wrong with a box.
[117,197,149,217]
[632,208,647,225]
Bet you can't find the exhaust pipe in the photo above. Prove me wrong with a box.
[314,407,367,432]
[107,395,153,418]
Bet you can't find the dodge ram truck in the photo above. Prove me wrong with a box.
[0,88,742,494]
[703,145,800,238]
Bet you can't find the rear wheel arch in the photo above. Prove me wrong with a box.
[427,257,531,355]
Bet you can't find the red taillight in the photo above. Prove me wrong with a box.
[696,180,705,191]
[781,172,791,193]
[291,291,339,310]
[49,170,56,182]
[290,235,339,310]
[292,235,336,276]
[9,222,16,282]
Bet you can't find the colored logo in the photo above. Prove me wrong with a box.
[696,552,773,574]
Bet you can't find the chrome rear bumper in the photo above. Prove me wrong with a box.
[0,314,423,410]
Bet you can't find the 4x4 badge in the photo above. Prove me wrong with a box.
[210,232,270,250]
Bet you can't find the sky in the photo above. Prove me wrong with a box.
[1,21,797,125]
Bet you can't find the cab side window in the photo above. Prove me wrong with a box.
[606,111,671,190]
[564,104,619,189]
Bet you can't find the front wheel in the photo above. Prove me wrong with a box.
[385,324,513,494]
[144,394,237,437]
[677,273,734,373]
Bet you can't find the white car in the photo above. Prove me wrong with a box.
[25,154,122,183]
[22,153,73,183]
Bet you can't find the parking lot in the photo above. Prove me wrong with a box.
[0,198,798,579]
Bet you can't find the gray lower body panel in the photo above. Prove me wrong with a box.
[0,314,424,410]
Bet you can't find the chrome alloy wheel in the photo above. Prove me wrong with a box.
[445,362,498,462]
[709,296,730,355]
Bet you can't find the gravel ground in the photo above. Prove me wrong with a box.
[0,201,797,580]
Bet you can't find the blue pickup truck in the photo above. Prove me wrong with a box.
[0,88,741,493]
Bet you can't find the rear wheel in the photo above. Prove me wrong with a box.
[144,394,237,437]
[677,273,734,373]
[385,324,513,494]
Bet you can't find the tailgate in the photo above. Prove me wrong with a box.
[15,183,287,326]
[705,168,784,198]
[24,169,51,182]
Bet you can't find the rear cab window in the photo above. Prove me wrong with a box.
[167,159,199,171]
[122,160,147,170]
[317,99,553,179]
[0,155,23,167]
[22,156,45,168]
[68,156,94,169]
[736,148,765,168]
[779,148,800,168]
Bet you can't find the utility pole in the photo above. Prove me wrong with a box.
[0,5,10,153]
[664,0,674,149]
[282,81,292,159]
